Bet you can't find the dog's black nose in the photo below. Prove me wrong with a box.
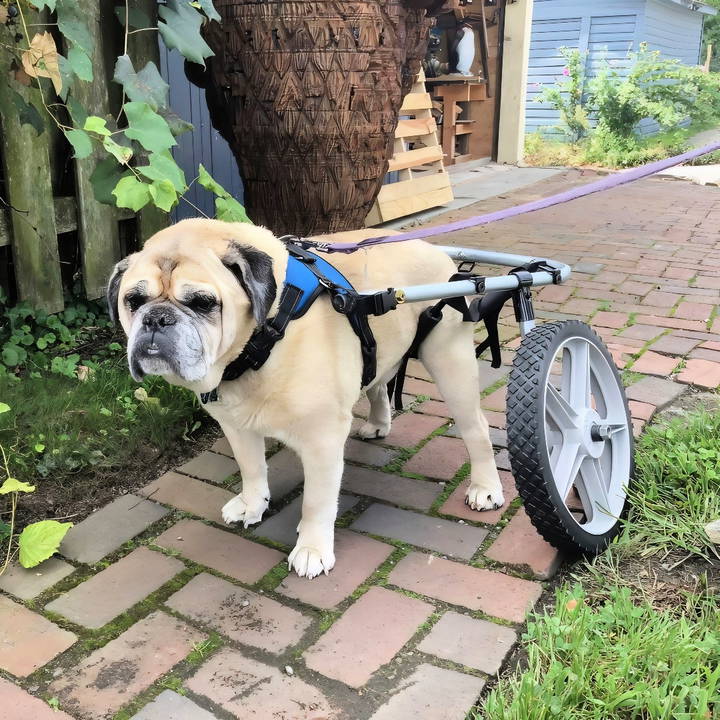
[142,308,177,331]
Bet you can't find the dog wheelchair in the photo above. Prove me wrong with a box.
[352,245,634,556]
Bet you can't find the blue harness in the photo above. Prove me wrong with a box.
[200,240,397,404]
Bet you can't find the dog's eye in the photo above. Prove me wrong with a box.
[185,294,217,313]
[125,293,147,313]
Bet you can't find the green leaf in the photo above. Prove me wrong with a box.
[0,477,36,494]
[123,101,176,153]
[2,344,26,367]
[137,151,186,192]
[34,443,45,453]
[102,135,133,164]
[67,47,93,82]
[216,196,251,223]
[197,163,229,198]
[90,157,126,204]
[198,0,220,22]
[159,108,193,137]
[10,90,44,136]
[56,55,72,102]
[148,179,177,212]
[0,521,10,542]
[112,175,152,212]
[0,403,10,414]
[32,0,57,10]
[83,115,112,136]
[65,128,92,159]
[66,95,88,127]
[18,520,73,568]
[114,5,152,29]
[56,0,94,55]
[113,55,169,112]
[158,0,215,66]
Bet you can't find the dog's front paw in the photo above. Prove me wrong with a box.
[465,482,505,512]
[288,542,335,580]
[222,494,269,528]
[357,421,390,440]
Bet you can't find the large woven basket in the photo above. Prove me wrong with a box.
[204,1,432,235]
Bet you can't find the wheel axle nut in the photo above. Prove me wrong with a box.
[590,424,610,441]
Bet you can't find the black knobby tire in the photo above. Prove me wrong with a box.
[506,320,634,555]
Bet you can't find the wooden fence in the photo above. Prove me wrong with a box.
[0,0,166,313]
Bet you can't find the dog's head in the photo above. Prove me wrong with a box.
[107,219,285,391]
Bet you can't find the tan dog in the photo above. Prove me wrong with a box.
[108,219,504,578]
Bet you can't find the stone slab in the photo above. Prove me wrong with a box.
[177,451,239,483]
[166,573,311,654]
[0,557,75,600]
[485,509,562,580]
[187,648,339,719]
[389,552,542,623]
[139,472,234,525]
[0,677,75,719]
[154,519,284,583]
[49,611,204,720]
[344,438,397,467]
[417,611,517,674]
[368,664,485,720]
[341,466,441,511]
[264,447,306,500]
[0,596,76,677]
[278,530,394,609]
[438,471,518,525]
[351,504,487,560]
[130,690,218,720]
[303,587,433,688]
[625,376,686,408]
[59,494,169,564]
[253,494,358,547]
[46,547,184,629]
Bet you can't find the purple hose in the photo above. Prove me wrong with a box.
[325,140,720,253]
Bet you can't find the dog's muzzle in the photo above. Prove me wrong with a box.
[128,304,206,382]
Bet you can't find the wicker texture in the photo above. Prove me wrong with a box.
[205,1,432,235]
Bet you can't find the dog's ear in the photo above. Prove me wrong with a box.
[223,242,277,325]
[106,257,130,325]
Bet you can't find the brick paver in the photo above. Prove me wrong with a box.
[139,472,235,524]
[177,450,239,482]
[166,573,311,654]
[368,664,485,720]
[381,413,446,447]
[46,547,183,629]
[417,611,517,674]
[304,586,433,687]
[0,557,74,600]
[0,596,76,676]
[154,519,284,583]
[677,358,720,388]
[485,509,562,580]
[439,471,518,525]
[351,504,488,560]
[625,376,686,407]
[49,611,204,719]
[278,529,394,608]
[254,493,358,546]
[342,465,441,510]
[130,690,217,720]
[59,493,168,564]
[344,437,397,466]
[403,435,469,480]
[187,648,339,719]
[389,552,542,622]
[0,677,75,720]
[630,351,679,376]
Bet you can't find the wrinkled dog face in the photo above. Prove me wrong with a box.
[107,239,276,386]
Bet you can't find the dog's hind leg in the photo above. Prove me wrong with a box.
[419,320,504,511]
[219,427,270,528]
[357,379,392,439]
[288,418,351,579]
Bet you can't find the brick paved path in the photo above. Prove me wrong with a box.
[1,172,718,719]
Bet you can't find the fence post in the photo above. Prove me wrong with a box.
[0,38,64,312]
[128,0,169,244]
[71,0,122,299]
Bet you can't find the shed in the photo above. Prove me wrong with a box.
[525,0,717,137]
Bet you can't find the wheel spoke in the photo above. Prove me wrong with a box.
[565,339,591,410]
[552,439,584,500]
[545,384,578,431]
[578,457,612,517]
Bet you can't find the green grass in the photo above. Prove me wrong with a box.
[480,583,720,720]
[0,356,200,487]
[623,408,720,561]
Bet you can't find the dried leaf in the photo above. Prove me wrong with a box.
[21,32,62,95]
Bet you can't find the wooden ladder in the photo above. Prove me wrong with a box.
[365,70,454,226]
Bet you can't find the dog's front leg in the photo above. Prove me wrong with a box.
[219,427,270,528]
[288,431,347,579]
